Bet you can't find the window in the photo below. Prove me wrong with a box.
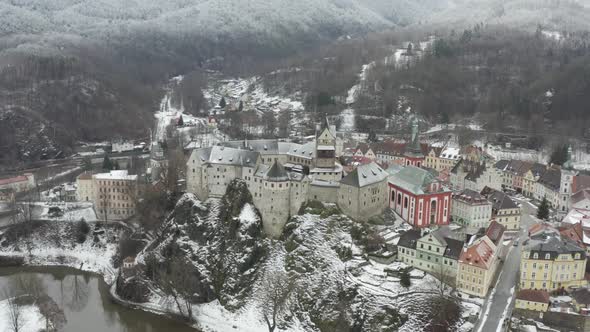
[404,197,408,208]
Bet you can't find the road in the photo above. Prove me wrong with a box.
[475,200,538,332]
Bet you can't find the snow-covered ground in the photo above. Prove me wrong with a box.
[0,300,44,332]
[426,122,483,134]
[0,221,118,284]
[30,201,97,222]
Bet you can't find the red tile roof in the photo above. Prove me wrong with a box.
[559,222,585,248]
[0,175,29,186]
[574,175,590,193]
[486,220,506,246]
[516,289,550,304]
[459,238,495,270]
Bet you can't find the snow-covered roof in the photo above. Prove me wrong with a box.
[440,147,460,160]
[94,170,137,181]
[340,162,387,188]
[191,146,259,167]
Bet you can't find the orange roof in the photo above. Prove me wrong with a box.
[516,289,550,304]
[459,238,495,270]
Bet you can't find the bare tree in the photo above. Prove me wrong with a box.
[38,295,67,331]
[65,275,89,312]
[2,289,22,332]
[427,264,461,331]
[258,269,297,332]
[159,258,198,322]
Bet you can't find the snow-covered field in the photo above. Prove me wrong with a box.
[0,300,44,332]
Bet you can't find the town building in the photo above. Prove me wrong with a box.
[76,171,95,202]
[425,147,460,172]
[352,144,376,161]
[534,166,561,208]
[111,140,135,153]
[522,163,548,198]
[388,166,452,228]
[456,221,505,298]
[0,188,15,204]
[495,159,534,192]
[558,221,590,256]
[450,159,502,192]
[481,186,521,231]
[398,227,464,282]
[515,290,550,312]
[451,189,492,231]
[460,145,492,164]
[520,230,587,291]
[92,170,138,222]
[570,189,590,211]
[0,173,35,193]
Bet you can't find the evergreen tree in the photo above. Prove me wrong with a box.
[177,115,184,126]
[82,157,92,171]
[238,100,244,112]
[102,155,113,171]
[406,42,413,55]
[219,97,226,109]
[368,130,377,142]
[537,197,550,220]
[400,269,411,288]
[549,145,568,166]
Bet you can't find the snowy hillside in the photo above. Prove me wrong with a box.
[0,0,395,49]
[428,0,590,31]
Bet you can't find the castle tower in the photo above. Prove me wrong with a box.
[315,118,336,168]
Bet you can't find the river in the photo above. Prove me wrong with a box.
[0,267,197,332]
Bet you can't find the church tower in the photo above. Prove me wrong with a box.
[559,145,577,213]
[403,116,425,167]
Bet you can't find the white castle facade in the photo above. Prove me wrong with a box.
[186,123,388,238]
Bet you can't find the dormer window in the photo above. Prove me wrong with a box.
[544,253,550,259]
[533,253,539,259]
[575,253,581,259]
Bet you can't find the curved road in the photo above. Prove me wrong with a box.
[475,200,537,332]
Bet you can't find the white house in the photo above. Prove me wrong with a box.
[451,189,493,231]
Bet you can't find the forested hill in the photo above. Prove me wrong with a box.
[2,0,590,165]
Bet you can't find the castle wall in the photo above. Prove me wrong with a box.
[338,180,388,221]
[309,183,339,204]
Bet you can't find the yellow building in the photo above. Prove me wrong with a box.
[520,233,587,291]
[481,187,521,231]
[515,289,550,312]
[456,221,505,298]
[425,147,460,172]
